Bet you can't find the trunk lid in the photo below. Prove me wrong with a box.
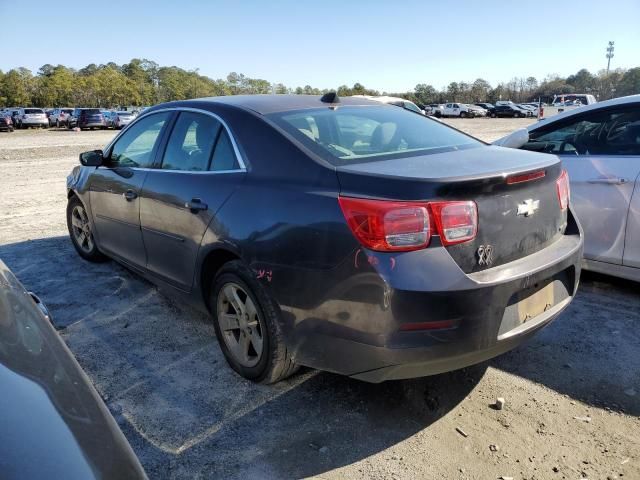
[336,146,567,273]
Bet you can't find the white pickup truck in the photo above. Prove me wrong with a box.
[442,103,482,118]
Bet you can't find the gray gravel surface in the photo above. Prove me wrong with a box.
[0,125,638,479]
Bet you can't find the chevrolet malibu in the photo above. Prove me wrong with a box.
[66,94,583,383]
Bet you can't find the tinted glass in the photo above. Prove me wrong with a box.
[110,112,170,167]
[210,129,240,171]
[268,105,481,166]
[524,106,640,156]
[117,112,133,117]
[24,109,44,114]
[161,112,221,171]
[82,109,101,115]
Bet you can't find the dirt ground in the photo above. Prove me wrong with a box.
[0,122,638,480]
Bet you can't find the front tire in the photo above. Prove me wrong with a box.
[210,260,298,384]
[67,196,106,262]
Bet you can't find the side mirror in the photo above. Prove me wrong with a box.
[79,149,104,167]
[492,128,529,149]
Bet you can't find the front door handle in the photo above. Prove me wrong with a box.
[588,177,627,185]
[123,190,138,201]
[185,198,208,213]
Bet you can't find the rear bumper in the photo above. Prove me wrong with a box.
[281,210,583,382]
[21,119,48,126]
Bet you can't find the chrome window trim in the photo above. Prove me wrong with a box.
[102,106,247,173]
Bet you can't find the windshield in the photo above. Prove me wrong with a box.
[24,109,44,114]
[82,109,101,115]
[268,105,481,166]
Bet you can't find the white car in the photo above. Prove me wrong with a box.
[442,103,480,118]
[16,108,49,128]
[496,94,640,281]
[428,104,445,117]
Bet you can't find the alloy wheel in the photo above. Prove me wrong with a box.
[70,205,94,253]
[216,282,264,367]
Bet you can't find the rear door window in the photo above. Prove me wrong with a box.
[161,112,221,171]
[109,112,171,168]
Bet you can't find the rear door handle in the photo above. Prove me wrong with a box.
[185,198,208,213]
[123,190,138,201]
[588,177,627,185]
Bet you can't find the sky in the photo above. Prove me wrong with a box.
[1,0,639,92]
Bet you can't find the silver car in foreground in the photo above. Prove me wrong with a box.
[497,94,640,281]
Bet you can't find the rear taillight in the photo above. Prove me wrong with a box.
[556,170,570,210]
[338,197,431,251]
[338,197,477,252]
[430,201,478,246]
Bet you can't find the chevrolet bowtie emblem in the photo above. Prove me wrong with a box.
[517,199,540,217]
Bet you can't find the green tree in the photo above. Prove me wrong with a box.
[566,68,596,93]
[469,78,491,102]
[1,68,33,106]
[616,67,640,96]
[414,83,437,104]
[446,82,460,101]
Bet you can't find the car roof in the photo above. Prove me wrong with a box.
[529,94,640,131]
[171,94,383,115]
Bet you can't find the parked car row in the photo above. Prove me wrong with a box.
[0,108,49,129]
[0,107,141,131]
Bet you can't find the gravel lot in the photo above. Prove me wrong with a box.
[1,121,638,479]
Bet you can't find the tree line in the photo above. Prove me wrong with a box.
[0,58,638,108]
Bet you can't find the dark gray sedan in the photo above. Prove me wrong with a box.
[66,94,583,383]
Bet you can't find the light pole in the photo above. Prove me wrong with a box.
[606,41,615,74]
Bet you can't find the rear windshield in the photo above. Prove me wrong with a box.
[82,109,101,114]
[117,112,133,116]
[62,109,73,113]
[24,109,44,114]
[268,105,481,166]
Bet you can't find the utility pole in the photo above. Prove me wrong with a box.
[606,41,615,74]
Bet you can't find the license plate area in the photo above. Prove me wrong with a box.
[516,282,555,324]
[498,269,573,338]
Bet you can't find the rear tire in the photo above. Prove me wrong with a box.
[67,196,107,262]
[210,260,298,384]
